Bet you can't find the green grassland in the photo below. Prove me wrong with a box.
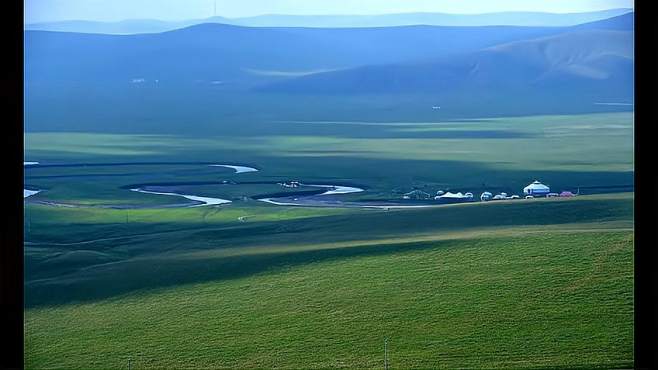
[24,194,634,368]
[25,227,633,369]
[24,112,634,368]
[25,112,632,205]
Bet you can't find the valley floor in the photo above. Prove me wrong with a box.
[23,113,634,368]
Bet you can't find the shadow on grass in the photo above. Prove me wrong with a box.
[25,237,452,308]
[25,195,633,308]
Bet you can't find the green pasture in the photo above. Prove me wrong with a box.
[23,112,634,368]
[25,229,633,369]
[25,193,632,306]
[24,112,633,205]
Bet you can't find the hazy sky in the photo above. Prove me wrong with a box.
[25,0,634,23]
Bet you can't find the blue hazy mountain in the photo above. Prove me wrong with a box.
[24,18,226,35]
[25,23,572,88]
[24,8,632,34]
[572,10,634,30]
[259,14,633,109]
[24,13,634,132]
[229,9,632,28]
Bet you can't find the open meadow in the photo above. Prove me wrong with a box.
[23,112,634,368]
[25,112,633,204]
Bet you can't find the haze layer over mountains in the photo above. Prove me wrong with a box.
[24,10,634,133]
[26,8,632,33]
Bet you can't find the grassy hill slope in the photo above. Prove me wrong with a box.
[260,29,633,112]
[25,23,565,87]
[25,193,633,307]
[25,228,633,369]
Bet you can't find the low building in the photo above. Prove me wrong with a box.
[435,191,472,200]
[523,180,550,196]
[403,190,431,200]
[560,191,576,197]
[486,192,517,201]
[435,191,474,204]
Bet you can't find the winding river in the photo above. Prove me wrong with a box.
[258,184,365,206]
[208,165,258,174]
[24,162,259,206]
[24,189,41,198]
[23,162,372,208]
[24,162,41,198]
[128,164,259,206]
[23,161,468,209]
[129,188,232,206]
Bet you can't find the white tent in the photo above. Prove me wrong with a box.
[523,180,550,195]
[436,192,473,199]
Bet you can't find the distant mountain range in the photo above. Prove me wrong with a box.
[259,15,633,100]
[25,8,632,34]
[24,13,634,132]
[25,22,576,88]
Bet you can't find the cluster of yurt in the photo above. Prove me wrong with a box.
[401,180,576,204]
[480,191,520,201]
[479,180,576,202]
[493,192,521,200]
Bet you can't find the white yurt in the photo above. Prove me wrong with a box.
[523,180,550,196]
[438,191,464,199]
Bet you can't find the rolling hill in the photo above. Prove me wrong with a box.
[258,14,634,115]
[24,13,634,130]
[25,23,573,88]
[260,29,632,92]
[25,13,632,89]
[24,8,632,34]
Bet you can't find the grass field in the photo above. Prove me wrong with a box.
[24,112,634,369]
[24,193,634,368]
[25,228,633,369]
[25,112,633,205]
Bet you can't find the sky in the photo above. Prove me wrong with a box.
[25,0,634,23]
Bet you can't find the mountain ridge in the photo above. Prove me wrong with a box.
[26,21,579,88]
[24,12,634,130]
[25,8,632,34]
